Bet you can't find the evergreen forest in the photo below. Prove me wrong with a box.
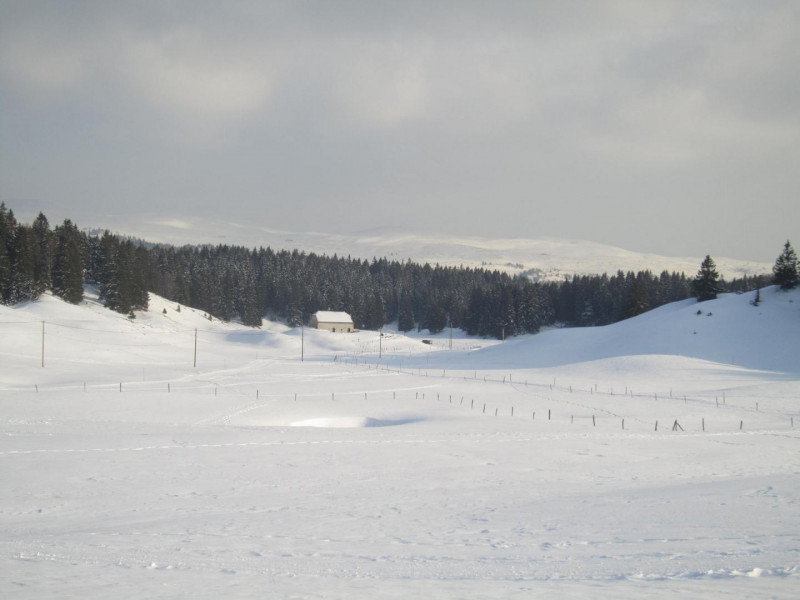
[0,204,779,338]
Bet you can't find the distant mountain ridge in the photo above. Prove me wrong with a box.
[81,215,770,282]
[10,206,773,281]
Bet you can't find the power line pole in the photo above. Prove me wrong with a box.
[449,318,453,350]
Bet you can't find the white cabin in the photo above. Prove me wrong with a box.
[310,311,354,333]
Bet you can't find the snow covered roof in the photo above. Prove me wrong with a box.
[313,311,353,323]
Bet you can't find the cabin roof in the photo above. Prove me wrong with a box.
[313,311,353,323]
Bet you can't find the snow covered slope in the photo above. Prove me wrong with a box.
[460,286,800,373]
[1,289,799,599]
[70,213,771,281]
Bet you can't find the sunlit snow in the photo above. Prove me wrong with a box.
[1,286,798,598]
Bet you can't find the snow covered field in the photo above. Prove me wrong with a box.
[1,288,799,598]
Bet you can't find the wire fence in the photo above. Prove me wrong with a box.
[2,319,798,434]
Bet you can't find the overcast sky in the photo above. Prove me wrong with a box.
[1,1,798,261]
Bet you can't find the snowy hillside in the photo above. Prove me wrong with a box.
[62,212,772,281]
[1,289,799,598]
[459,286,800,373]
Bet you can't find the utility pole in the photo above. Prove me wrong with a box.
[449,317,453,350]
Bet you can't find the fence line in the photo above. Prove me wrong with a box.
[336,355,788,418]
[9,376,795,435]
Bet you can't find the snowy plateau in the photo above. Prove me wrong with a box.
[68,213,771,282]
[1,285,799,599]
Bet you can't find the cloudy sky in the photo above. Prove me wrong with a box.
[1,1,798,261]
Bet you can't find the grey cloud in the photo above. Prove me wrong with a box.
[1,1,798,262]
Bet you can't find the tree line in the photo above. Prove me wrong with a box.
[1,204,793,338]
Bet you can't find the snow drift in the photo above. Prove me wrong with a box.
[465,286,800,373]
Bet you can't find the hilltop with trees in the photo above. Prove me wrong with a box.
[0,204,782,337]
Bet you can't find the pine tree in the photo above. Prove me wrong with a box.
[424,302,448,334]
[772,240,799,290]
[95,232,119,308]
[751,288,761,307]
[286,280,304,327]
[9,224,36,303]
[0,203,15,304]
[464,286,485,335]
[493,284,516,338]
[397,293,415,332]
[31,213,52,297]
[691,255,721,302]
[238,268,262,327]
[131,245,150,310]
[622,275,650,318]
[363,293,385,330]
[51,219,85,304]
